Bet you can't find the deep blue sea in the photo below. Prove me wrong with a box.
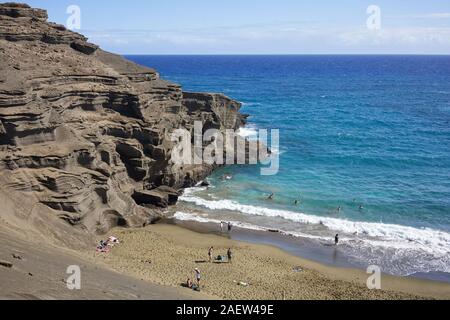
[126,55,450,277]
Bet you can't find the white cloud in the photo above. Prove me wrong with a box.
[338,27,450,46]
[82,23,450,54]
[411,13,450,19]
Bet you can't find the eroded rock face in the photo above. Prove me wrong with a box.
[0,3,246,234]
[132,186,179,209]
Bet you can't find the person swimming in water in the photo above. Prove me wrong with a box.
[222,174,233,181]
[268,193,274,200]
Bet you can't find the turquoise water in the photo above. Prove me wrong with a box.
[127,55,450,276]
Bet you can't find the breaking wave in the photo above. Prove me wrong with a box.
[178,189,450,275]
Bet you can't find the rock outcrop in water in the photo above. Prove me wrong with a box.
[0,3,246,235]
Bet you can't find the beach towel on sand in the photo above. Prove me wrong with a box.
[107,236,120,247]
[96,246,110,253]
[96,236,120,252]
[215,255,228,262]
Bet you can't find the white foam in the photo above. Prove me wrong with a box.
[180,193,450,258]
[269,145,286,156]
[240,102,261,107]
[173,211,266,232]
[183,186,207,196]
[173,211,331,241]
[237,127,258,139]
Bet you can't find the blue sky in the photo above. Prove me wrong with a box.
[25,0,450,54]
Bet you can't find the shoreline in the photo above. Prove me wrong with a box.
[168,216,450,284]
[3,218,448,300]
[177,185,450,282]
[92,222,450,300]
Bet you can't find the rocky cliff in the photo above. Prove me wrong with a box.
[0,3,246,236]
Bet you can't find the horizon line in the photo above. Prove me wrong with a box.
[121,53,450,56]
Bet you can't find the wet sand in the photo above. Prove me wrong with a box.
[173,218,450,283]
[91,223,450,300]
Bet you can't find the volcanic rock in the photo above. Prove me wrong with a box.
[0,3,247,235]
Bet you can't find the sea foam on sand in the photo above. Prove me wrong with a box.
[178,188,450,276]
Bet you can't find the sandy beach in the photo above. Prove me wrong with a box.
[0,228,212,300]
[1,2,450,304]
[88,223,450,300]
[2,218,449,300]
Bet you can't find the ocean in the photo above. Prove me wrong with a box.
[126,55,450,278]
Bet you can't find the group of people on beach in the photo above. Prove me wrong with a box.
[186,268,202,291]
[208,246,233,263]
[96,236,120,253]
[186,247,233,291]
[220,221,233,233]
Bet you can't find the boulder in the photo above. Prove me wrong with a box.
[132,186,179,208]
[70,40,99,55]
[154,185,180,205]
[200,180,210,187]
[0,3,48,21]
[132,189,169,208]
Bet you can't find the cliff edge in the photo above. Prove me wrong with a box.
[0,3,246,241]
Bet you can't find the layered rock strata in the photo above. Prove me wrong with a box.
[0,3,248,234]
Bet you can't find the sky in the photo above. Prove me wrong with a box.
[24,0,450,54]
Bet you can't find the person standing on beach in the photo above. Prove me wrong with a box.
[208,246,214,262]
[186,278,193,289]
[335,234,339,246]
[220,222,223,233]
[227,248,233,264]
[194,268,201,287]
[228,222,232,233]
